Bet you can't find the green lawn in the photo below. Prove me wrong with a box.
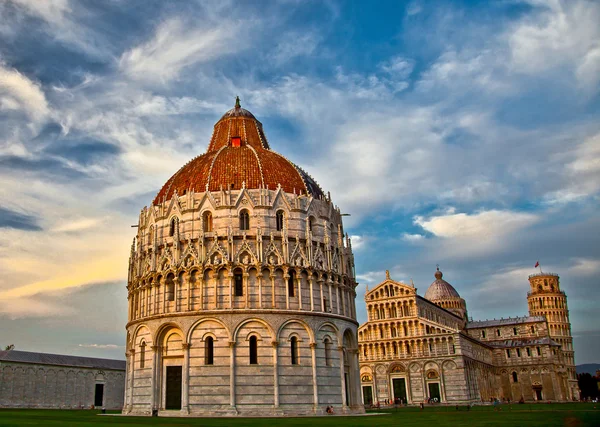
[0,404,599,427]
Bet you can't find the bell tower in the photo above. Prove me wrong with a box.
[527,272,578,400]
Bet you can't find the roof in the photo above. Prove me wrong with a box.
[424,268,461,301]
[0,350,126,371]
[153,99,324,204]
[466,315,546,328]
[487,337,561,348]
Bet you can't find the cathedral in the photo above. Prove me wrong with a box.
[358,268,579,405]
[124,99,363,416]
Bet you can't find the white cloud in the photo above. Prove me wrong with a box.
[402,233,425,242]
[569,258,600,277]
[78,343,123,349]
[414,209,539,239]
[271,32,321,65]
[508,0,600,92]
[0,63,49,121]
[119,18,248,82]
[544,132,600,204]
[51,216,109,233]
[349,234,366,250]
[412,209,539,258]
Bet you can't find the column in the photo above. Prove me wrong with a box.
[150,345,159,411]
[341,287,347,317]
[228,272,233,309]
[186,273,191,311]
[123,352,129,412]
[328,281,333,313]
[270,274,276,308]
[309,276,315,311]
[272,341,280,408]
[198,276,204,311]
[319,280,324,312]
[214,273,218,309]
[229,341,236,408]
[297,274,303,310]
[284,273,290,309]
[336,284,341,314]
[243,272,249,309]
[162,278,166,314]
[128,349,135,410]
[310,343,318,409]
[181,343,190,414]
[258,274,263,308]
[338,346,347,407]
[351,349,360,407]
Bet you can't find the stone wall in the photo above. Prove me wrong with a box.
[0,362,124,409]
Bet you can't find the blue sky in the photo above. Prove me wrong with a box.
[0,0,599,364]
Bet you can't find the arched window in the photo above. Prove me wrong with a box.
[239,210,250,230]
[308,216,315,232]
[148,226,153,246]
[205,337,214,365]
[140,342,146,368]
[169,217,178,237]
[234,269,243,297]
[290,336,299,365]
[513,327,518,335]
[166,273,175,301]
[249,336,258,365]
[512,372,518,383]
[482,330,486,339]
[324,338,332,366]
[276,210,284,231]
[288,270,295,297]
[203,211,212,232]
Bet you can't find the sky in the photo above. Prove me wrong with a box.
[0,0,599,364]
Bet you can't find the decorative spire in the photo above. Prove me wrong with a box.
[235,96,241,109]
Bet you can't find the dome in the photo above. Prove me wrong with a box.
[153,98,324,204]
[424,267,461,301]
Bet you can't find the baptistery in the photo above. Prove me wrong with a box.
[124,98,363,416]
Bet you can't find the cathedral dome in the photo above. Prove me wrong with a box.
[153,97,324,205]
[424,267,461,301]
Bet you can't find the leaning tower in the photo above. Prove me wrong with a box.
[527,272,578,400]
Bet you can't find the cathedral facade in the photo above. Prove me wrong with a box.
[124,99,363,416]
[358,269,579,405]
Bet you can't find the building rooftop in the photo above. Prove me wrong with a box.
[0,350,126,371]
[466,315,546,328]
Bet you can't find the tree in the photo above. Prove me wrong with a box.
[4,344,15,351]
[577,373,599,399]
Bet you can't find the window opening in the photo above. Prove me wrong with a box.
[288,270,295,297]
[276,211,284,231]
[249,336,258,364]
[234,270,243,297]
[205,337,214,365]
[291,337,299,365]
[239,210,250,230]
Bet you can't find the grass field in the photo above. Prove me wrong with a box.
[0,403,599,427]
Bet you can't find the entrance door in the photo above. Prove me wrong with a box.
[428,383,441,402]
[392,378,407,403]
[362,386,373,406]
[165,366,182,410]
[535,388,543,400]
[94,383,104,407]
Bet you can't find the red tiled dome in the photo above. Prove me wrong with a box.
[153,98,324,205]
